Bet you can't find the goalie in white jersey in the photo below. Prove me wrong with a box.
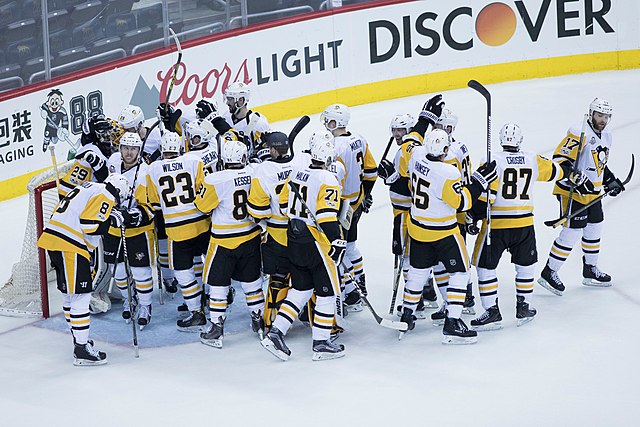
[104,132,156,328]
[147,132,210,332]
[539,98,626,295]
[196,137,264,348]
[468,124,569,330]
[261,131,346,361]
[399,129,498,344]
[38,174,131,365]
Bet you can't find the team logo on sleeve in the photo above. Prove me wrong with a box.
[591,146,609,177]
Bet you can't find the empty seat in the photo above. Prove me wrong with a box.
[0,1,18,27]
[106,0,134,13]
[120,25,152,54]
[90,35,122,55]
[72,18,103,46]
[49,29,73,55]
[135,2,162,28]
[56,45,90,66]
[4,18,38,45]
[47,9,70,33]
[22,55,54,82]
[7,37,41,64]
[69,1,104,25]
[105,12,136,36]
[19,0,42,19]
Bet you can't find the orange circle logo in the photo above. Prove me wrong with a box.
[476,2,517,46]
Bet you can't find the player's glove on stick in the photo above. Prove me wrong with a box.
[328,239,347,264]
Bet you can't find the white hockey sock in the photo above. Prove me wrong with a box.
[446,272,469,319]
[157,238,174,280]
[403,266,429,312]
[582,222,602,266]
[477,267,498,309]
[240,278,265,313]
[434,263,449,301]
[208,285,229,321]
[114,263,129,300]
[63,293,71,328]
[547,227,581,271]
[312,296,335,342]
[174,269,202,312]
[273,289,313,335]
[69,293,91,345]
[346,242,364,279]
[193,255,204,287]
[515,264,535,305]
[341,259,356,294]
[131,266,153,307]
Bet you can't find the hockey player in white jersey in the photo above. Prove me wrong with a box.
[147,132,211,331]
[321,103,377,306]
[221,82,270,158]
[104,132,156,328]
[261,131,346,361]
[196,138,264,348]
[184,118,219,173]
[247,131,295,329]
[538,98,625,295]
[468,124,570,330]
[117,104,163,164]
[399,128,498,344]
[38,174,131,365]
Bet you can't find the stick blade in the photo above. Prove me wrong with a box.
[468,79,491,100]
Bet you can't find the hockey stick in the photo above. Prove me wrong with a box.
[545,153,635,228]
[468,80,492,245]
[49,145,61,190]
[388,227,408,315]
[287,115,311,157]
[163,28,182,116]
[120,224,140,357]
[288,181,409,332]
[564,114,589,218]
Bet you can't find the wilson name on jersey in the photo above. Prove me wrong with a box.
[247,158,295,246]
[59,144,108,198]
[106,153,154,237]
[147,154,209,242]
[196,167,261,249]
[405,145,473,242]
[481,151,563,229]
[38,182,117,260]
[552,121,613,204]
[334,132,377,203]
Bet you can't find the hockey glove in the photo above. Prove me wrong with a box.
[328,239,347,264]
[419,94,444,125]
[605,177,625,197]
[574,178,596,196]
[471,160,498,190]
[362,193,373,214]
[83,114,110,139]
[464,213,480,236]
[79,151,103,170]
[196,99,220,121]
[109,209,125,228]
[377,159,395,180]
[127,207,143,227]
[158,103,182,133]
[567,170,586,187]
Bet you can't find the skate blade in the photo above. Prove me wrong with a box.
[260,337,289,361]
[441,335,478,345]
[345,303,363,313]
[312,350,346,361]
[582,279,612,288]
[139,323,148,331]
[471,322,502,332]
[462,307,476,316]
[432,319,445,327]
[516,316,535,327]
[124,318,131,324]
[398,330,407,341]
[537,278,563,296]
[177,325,206,333]
[200,337,223,348]
[73,358,107,366]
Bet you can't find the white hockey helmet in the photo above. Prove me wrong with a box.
[321,104,350,130]
[224,82,251,104]
[117,105,144,131]
[184,119,213,150]
[499,123,523,150]
[424,129,450,157]
[589,97,613,117]
[161,131,183,155]
[104,173,131,206]
[119,131,143,148]
[309,131,336,166]
[389,113,415,134]
[221,138,248,166]
[436,108,458,133]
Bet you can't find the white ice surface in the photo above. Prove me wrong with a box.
[1,70,639,426]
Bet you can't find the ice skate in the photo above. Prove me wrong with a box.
[397,298,427,319]
[261,327,291,361]
[122,296,137,324]
[516,296,537,327]
[251,310,265,340]
[462,289,476,315]
[200,317,225,348]
[344,289,363,313]
[73,341,107,366]
[431,303,447,326]
[442,317,477,345]
[177,310,206,332]
[312,339,346,361]
[137,304,151,330]
[470,303,502,331]
[398,307,416,340]
[582,258,612,287]
[162,277,178,294]
[538,264,565,296]
[422,279,438,308]
[356,274,368,297]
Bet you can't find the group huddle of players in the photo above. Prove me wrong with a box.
[37,83,627,365]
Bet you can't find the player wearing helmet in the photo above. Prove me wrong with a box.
[38,174,131,365]
[539,98,624,295]
[467,123,569,331]
[117,104,163,163]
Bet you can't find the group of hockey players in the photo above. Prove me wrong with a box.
[36,81,627,366]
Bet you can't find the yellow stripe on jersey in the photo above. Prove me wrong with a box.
[49,219,84,241]
[537,155,564,182]
[247,178,272,219]
[316,183,340,224]
[362,145,378,182]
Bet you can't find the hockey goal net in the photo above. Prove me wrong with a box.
[0,161,73,318]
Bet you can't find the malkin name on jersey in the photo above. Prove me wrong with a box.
[296,171,310,182]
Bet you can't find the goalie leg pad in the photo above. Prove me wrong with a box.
[263,274,290,329]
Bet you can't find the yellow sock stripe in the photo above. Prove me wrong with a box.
[551,246,570,258]
[279,304,297,320]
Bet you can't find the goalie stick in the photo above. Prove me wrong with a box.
[545,153,635,228]
[468,79,493,245]
[288,181,409,332]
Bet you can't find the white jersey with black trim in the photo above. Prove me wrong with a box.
[388,144,412,216]
[297,152,346,194]
[195,166,261,249]
[222,110,270,142]
[333,131,377,203]
[189,143,219,174]
[142,124,162,157]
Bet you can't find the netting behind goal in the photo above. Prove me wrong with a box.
[0,161,73,317]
